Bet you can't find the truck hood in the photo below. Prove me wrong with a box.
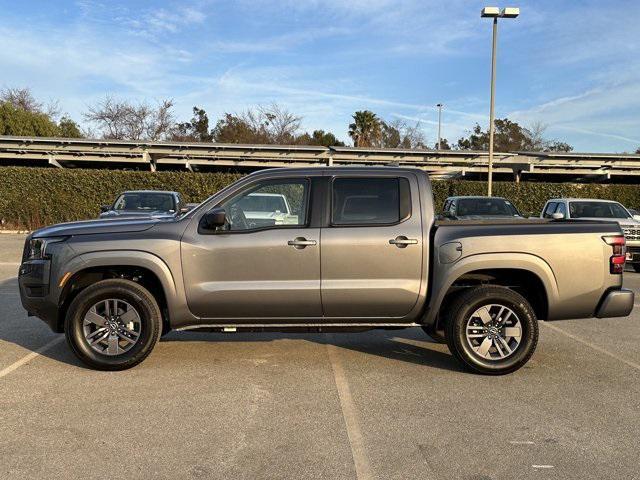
[99,210,176,219]
[32,217,168,238]
[571,217,640,227]
[456,215,526,220]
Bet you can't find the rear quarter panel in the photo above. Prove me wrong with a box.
[430,220,622,321]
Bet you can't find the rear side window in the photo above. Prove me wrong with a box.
[331,177,410,225]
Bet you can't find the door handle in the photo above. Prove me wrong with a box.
[389,236,418,248]
[288,237,317,249]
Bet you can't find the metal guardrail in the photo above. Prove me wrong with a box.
[1,135,640,181]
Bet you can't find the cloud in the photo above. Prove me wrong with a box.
[211,27,352,54]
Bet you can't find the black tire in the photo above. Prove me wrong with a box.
[632,263,640,273]
[65,279,162,371]
[444,286,538,375]
[420,325,446,344]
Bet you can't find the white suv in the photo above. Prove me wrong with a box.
[541,198,640,271]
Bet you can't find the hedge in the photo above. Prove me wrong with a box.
[1,166,638,229]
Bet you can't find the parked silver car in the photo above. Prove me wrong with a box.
[541,198,640,271]
[441,196,524,220]
[100,190,189,219]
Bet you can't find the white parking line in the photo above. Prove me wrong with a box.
[0,262,20,266]
[0,336,64,379]
[532,465,554,469]
[326,340,372,480]
[540,321,640,371]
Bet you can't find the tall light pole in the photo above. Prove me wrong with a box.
[436,103,443,150]
[481,6,519,196]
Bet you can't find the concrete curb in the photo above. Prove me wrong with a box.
[0,230,30,234]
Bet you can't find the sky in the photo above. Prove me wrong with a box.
[0,0,639,152]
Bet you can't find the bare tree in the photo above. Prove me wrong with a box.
[0,87,60,118]
[83,96,175,141]
[238,104,302,144]
[379,118,426,149]
[1,87,43,112]
[525,121,547,151]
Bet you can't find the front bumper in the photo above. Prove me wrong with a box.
[595,288,634,318]
[18,259,61,332]
[626,244,640,264]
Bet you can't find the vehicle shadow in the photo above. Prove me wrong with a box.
[1,276,461,373]
[160,329,463,373]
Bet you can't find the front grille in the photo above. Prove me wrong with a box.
[622,227,640,241]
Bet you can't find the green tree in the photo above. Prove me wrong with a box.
[348,110,382,147]
[212,113,270,144]
[296,129,345,147]
[57,116,83,138]
[457,118,573,152]
[434,138,452,150]
[172,107,213,142]
[0,102,61,136]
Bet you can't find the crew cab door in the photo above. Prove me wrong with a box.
[181,176,322,320]
[321,173,423,318]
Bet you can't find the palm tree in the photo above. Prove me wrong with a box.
[348,110,382,147]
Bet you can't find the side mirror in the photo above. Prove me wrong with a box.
[100,205,110,213]
[551,212,565,220]
[200,207,226,230]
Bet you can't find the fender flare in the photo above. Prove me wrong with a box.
[424,252,560,325]
[59,250,177,312]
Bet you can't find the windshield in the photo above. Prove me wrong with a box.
[456,198,521,217]
[237,194,288,213]
[569,201,630,219]
[113,193,175,212]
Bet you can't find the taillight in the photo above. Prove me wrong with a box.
[603,235,626,274]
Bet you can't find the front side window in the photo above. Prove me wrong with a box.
[543,202,558,218]
[569,201,631,219]
[114,193,176,212]
[331,177,409,225]
[220,179,309,231]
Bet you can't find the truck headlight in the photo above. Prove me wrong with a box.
[25,237,67,260]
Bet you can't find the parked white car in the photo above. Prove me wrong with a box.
[236,192,299,228]
[541,198,640,271]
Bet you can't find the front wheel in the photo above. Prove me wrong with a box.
[632,263,640,273]
[65,279,162,371]
[444,286,538,375]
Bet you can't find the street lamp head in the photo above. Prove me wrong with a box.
[436,103,443,108]
[501,7,520,18]
[481,7,500,18]
[481,6,520,18]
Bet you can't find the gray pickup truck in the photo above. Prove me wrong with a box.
[18,167,634,374]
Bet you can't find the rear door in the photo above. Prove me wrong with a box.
[320,172,423,318]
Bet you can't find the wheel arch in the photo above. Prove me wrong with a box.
[56,251,176,333]
[425,253,559,329]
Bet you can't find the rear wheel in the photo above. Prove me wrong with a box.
[444,286,538,375]
[65,279,162,371]
[632,264,640,273]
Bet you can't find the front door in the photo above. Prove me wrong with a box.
[321,174,423,318]
[181,177,321,320]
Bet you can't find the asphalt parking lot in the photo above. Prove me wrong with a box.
[1,233,639,480]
